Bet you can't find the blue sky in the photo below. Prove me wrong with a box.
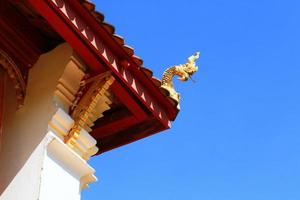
[83,1,300,199]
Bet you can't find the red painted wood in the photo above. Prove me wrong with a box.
[67,0,178,120]
[111,81,147,121]
[92,116,137,139]
[27,0,105,74]
[98,120,165,153]
[0,1,37,78]
[65,0,175,124]
[27,0,172,128]
[92,82,148,139]
[26,0,176,152]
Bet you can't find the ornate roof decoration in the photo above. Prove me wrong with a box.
[66,71,115,160]
[161,52,200,106]
[78,0,183,114]
[24,0,192,152]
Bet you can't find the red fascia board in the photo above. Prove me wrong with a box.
[67,0,177,120]
[27,0,105,74]
[60,0,176,120]
[27,0,172,128]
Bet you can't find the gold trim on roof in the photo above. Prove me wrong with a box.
[65,71,115,159]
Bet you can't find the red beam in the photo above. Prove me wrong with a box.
[111,81,147,121]
[69,0,178,120]
[92,116,138,139]
[99,123,166,153]
[27,0,172,129]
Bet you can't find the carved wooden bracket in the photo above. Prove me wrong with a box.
[65,71,115,159]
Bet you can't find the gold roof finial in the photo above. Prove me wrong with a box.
[161,52,200,104]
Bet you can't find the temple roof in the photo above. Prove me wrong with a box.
[1,0,181,153]
[78,0,180,114]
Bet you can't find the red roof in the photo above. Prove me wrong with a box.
[19,0,181,153]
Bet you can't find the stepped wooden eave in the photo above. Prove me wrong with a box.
[1,0,180,153]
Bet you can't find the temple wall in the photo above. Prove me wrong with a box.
[39,133,81,200]
[0,43,75,199]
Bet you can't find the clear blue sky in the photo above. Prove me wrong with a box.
[83,1,300,199]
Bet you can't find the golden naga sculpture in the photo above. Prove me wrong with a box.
[161,52,200,103]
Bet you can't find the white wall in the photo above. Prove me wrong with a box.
[0,43,97,200]
[39,142,81,200]
[0,44,73,199]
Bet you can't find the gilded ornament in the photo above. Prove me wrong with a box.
[161,52,200,103]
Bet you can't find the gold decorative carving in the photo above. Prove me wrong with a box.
[0,49,26,107]
[65,71,115,159]
[161,52,200,103]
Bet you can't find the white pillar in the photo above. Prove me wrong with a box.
[0,43,98,200]
[39,109,97,200]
